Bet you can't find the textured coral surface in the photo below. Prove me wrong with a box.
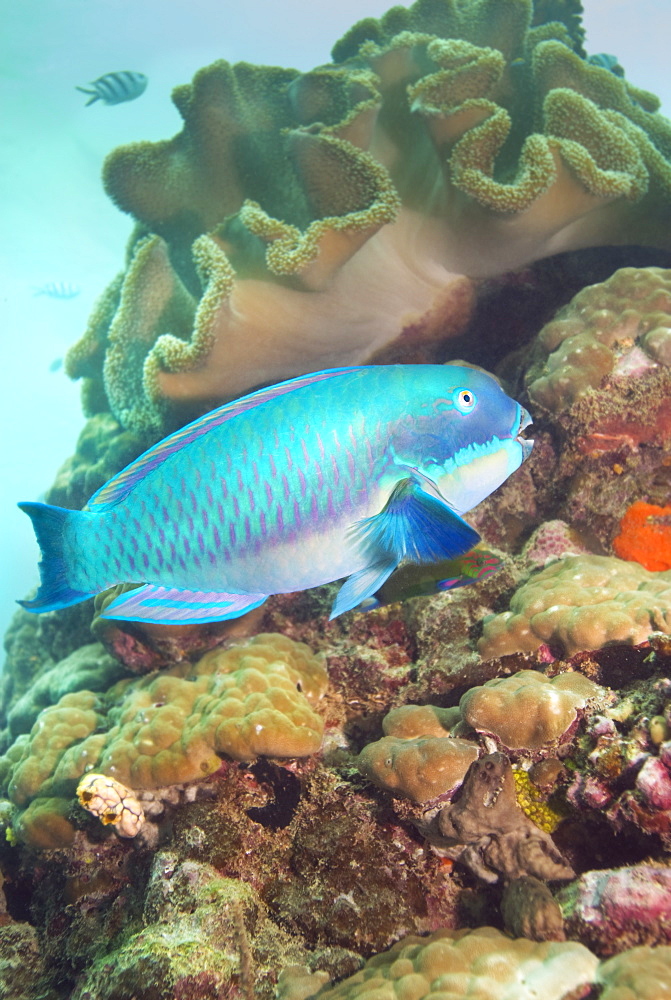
[64,0,671,436]
[479,554,671,658]
[7,1,671,997]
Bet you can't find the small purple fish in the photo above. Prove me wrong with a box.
[18,365,532,624]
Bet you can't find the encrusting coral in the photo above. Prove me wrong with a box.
[478,554,671,659]
[0,634,327,847]
[64,0,671,435]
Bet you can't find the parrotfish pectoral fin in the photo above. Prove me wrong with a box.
[352,479,480,565]
[100,585,268,625]
[331,479,481,620]
[330,558,397,619]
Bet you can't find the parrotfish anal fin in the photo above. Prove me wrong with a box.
[331,479,480,619]
[330,558,397,619]
[100,585,267,624]
[87,367,367,511]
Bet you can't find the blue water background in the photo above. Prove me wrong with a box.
[2,0,670,645]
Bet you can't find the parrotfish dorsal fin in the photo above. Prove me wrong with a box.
[86,367,365,510]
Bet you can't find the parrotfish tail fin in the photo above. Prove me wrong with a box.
[331,478,480,619]
[75,86,99,105]
[17,502,95,612]
[100,584,268,625]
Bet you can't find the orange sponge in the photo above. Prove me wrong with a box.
[613,501,671,571]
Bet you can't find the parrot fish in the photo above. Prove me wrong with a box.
[18,365,533,624]
[357,546,503,611]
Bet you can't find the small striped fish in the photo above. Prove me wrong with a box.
[18,365,533,625]
[76,71,147,106]
[33,282,80,300]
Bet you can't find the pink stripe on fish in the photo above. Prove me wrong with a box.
[284,446,293,471]
[265,481,273,505]
[260,511,267,536]
[282,474,290,500]
[298,469,307,497]
[213,526,220,547]
[205,484,213,506]
[247,488,255,513]
[233,497,240,518]
[252,460,260,484]
[276,505,284,532]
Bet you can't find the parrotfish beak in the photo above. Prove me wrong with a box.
[516,406,534,461]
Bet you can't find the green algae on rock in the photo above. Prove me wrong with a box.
[65,0,671,436]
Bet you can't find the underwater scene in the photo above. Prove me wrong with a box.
[4,0,671,996]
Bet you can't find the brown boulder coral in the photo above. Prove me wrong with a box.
[459,669,603,750]
[0,634,327,847]
[66,0,671,436]
[309,925,599,1000]
[478,554,671,659]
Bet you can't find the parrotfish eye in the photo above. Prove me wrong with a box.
[453,388,477,413]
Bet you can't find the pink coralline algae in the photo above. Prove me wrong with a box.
[559,866,671,955]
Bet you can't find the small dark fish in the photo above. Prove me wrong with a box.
[76,71,147,106]
[359,546,503,611]
[33,281,80,299]
[48,358,63,373]
[587,53,625,77]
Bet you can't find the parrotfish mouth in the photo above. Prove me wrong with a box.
[516,405,534,461]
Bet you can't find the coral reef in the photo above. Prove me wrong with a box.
[559,866,671,955]
[595,946,671,1000]
[478,554,671,659]
[311,926,599,1000]
[500,875,565,942]
[9,1,671,995]
[526,267,671,412]
[458,669,603,750]
[64,1,671,435]
[427,753,575,883]
[0,634,327,846]
[355,733,478,802]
